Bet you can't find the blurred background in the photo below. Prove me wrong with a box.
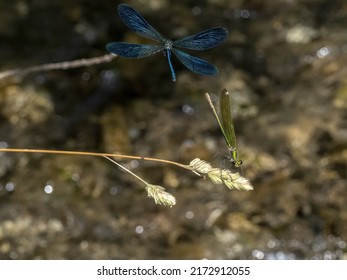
[0,0,346,259]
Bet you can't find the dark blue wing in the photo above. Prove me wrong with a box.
[172,48,218,75]
[106,42,164,58]
[118,4,165,42]
[173,27,228,50]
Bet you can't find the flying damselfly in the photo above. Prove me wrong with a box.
[106,4,228,82]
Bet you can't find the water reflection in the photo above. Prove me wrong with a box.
[44,184,54,194]
[317,46,332,58]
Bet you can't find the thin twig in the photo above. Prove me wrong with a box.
[0,54,117,80]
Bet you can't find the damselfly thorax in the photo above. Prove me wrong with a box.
[228,147,242,168]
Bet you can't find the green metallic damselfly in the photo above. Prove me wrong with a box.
[205,89,243,168]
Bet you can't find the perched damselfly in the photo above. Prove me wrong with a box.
[205,89,243,168]
[106,4,228,82]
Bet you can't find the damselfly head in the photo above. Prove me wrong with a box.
[231,158,243,168]
[163,39,173,50]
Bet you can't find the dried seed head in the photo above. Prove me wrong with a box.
[189,158,253,191]
[145,184,176,207]
[189,158,213,174]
